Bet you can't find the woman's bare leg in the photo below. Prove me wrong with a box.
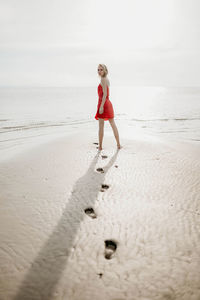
[108,118,122,149]
[98,118,104,150]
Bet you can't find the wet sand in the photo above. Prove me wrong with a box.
[0,131,200,300]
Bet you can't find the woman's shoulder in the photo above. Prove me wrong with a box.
[101,77,110,87]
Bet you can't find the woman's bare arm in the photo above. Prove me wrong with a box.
[100,77,108,107]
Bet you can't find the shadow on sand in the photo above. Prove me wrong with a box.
[14,148,120,299]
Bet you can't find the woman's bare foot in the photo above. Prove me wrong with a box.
[117,144,122,149]
[98,146,103,150]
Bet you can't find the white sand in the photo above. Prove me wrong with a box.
[0,131,200,300]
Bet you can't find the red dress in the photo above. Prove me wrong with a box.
[95,84,114,121]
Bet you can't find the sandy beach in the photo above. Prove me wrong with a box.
[0,131,200,300]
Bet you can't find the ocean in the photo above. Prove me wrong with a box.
[0,86,200,160]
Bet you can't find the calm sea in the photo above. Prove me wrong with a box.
[0,86,200,159]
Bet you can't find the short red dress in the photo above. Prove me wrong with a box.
[95,84,114,121]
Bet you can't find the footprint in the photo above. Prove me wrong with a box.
[101,155,108,159]
[84,207,97,219]
[101,184,109,189]
[96,167,104,173]
[104,240,117,259]
[93,142,98,145]
[97,273,103,278]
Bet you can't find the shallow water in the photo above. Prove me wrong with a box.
[0,85,200,158]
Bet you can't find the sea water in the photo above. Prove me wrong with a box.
[0,86,200,160]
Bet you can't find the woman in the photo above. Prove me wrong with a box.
[95,64,122,151]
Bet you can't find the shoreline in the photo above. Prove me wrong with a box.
[1,126,200,163]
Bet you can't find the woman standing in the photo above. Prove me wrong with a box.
[95,64,122,150]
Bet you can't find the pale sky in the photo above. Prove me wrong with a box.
[0,0,200,86]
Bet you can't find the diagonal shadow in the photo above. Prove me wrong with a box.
[14,148,120,300]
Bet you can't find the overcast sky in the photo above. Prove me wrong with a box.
[0,0,200,87]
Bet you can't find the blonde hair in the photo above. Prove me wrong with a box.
[98,64,108,77]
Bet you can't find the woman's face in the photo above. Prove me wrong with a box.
[97,66,104,77]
